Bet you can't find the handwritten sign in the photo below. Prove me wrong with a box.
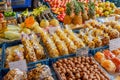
[109,38,120,51]
[9,60,27,71]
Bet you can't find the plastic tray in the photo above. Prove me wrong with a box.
[52,56,114,80]
[11,0,31,9]
[1,40,49,69]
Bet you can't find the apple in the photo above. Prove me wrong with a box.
[0,13,4,21]
[0,13,4,18]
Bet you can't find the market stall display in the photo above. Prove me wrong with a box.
[53,56,109,80]
[0,0,120,80]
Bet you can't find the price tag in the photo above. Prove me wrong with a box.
[107,16,115,21]
[76,47,88,56]
[9,60,27,71]
[48,27,57,34]
[109,38,120,51]
[49,26,60,34]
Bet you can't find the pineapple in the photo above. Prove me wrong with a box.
[72,0,82,25]
[88,1,95,19]
[79,2,88,22]
[63,3,72,25]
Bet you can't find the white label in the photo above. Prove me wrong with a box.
[76,47,88,56]
[9,60,27,71]
[109,38,120,51]
[48,27,57,34]
[107,16,115,21]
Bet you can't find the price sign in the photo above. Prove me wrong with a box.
[107,16,115,21]
[109,38,120,51]
[9,60,27,71]
[76,47,88,56]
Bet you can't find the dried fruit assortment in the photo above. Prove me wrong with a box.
[5,33,45,68]
[94,49,120,73]
[53,57,109,80]
[38,27,85,58]
[77,20,120,48]
[3,64,54,80]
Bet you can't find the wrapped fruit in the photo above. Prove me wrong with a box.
[114,24,120,32]
[28,64,54,80]
[40,31,59,58]
[82,35,89,44]
[5,45,24,68]
[88,40,95,48]
[112,49,120,57]
[99,24,107,30]
[101,34,110,46]
[29,34,45,60]
[52,33,69,56]
[101,60,116,73]
[64,29,85,48]
[92,29,103,37]
[111,57,120,72]
[87,35,95,48]
[94,52,106,63]
[3,69,27,80]
[56,29,77,53]
[93,37,102,47]
[108,29,119,39]
[22,34,37,62]
[103,50,115,59]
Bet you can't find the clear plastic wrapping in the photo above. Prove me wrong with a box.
[5,45,24,68]
[64,29,85,49]
[56,29,77,53]
[108,29,119,39]
[3,68,27,80]
[94,50,120,73]
[27,64,54,80]
[40,31,59,58]
[93,37,102,48]
[101,34,110,46]
[52,33,69,56]
[29,33,45,60]
[21,34,37,62]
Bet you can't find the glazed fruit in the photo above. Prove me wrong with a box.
[94,52,106,63]
[111,57,120,72]
[101,60,116,73]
